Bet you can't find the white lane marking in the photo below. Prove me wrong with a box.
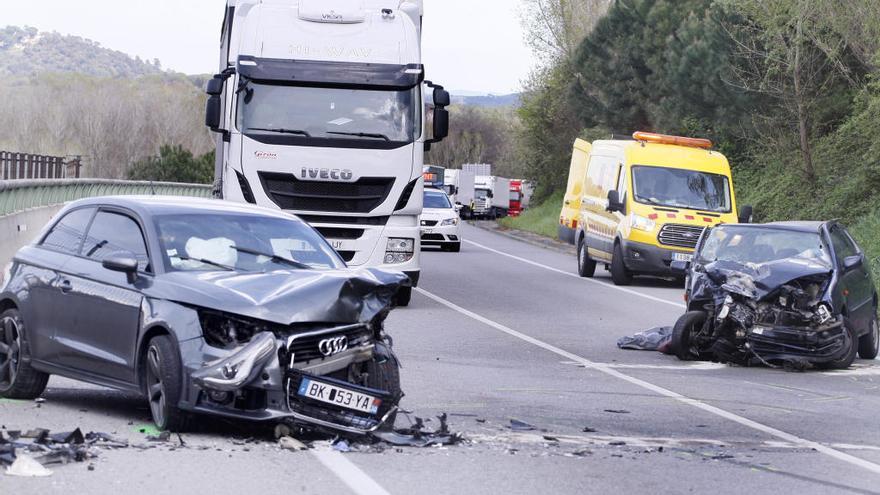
[311,446,391,495]
[416,287,880,475]
[559,361,728,371]
[463,239,685,309]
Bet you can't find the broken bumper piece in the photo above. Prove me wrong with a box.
[192,332,276,392]
[747,319,848,364]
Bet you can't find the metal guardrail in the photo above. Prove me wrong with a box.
[1,151,82,180]
[0,179,212,216]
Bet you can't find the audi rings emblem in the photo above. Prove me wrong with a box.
[318,336,349,357]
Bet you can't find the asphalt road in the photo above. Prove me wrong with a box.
[4,222,880,494]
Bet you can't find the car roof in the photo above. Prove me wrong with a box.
[719,221,828,233]
[64,195,303,221]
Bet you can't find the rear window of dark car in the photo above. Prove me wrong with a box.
[41,207,95,255]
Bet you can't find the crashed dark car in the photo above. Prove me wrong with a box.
[670,221,878,369]
[0,196,409,434]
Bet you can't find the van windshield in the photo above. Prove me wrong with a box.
[632,166,731,213]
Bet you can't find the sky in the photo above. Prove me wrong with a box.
[2,0,538,95]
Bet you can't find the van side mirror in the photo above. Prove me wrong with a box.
[739,205,754,224]
[606,190,624,213]
[102,253,139,284]
[844,255,864,271]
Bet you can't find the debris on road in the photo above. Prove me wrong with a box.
[0,427,112,476]
[617,327,673,353]
[508,419,536,431]
[279,436,309,451]
[603,410,631,414]
[6,455,53,477]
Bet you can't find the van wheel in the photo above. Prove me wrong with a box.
[858,316,878,360]
[577,238,596,278]
[671,311,708,361]
[610,243,632,286]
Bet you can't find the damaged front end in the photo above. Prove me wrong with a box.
[172,268,408,436]
[681,260,850,367]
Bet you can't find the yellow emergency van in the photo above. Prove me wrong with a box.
[558,138,592,244]
[573,132,750,285]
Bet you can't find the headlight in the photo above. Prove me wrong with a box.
[199,310,270,349]
[630,213,656,232]
[440,217,459,226]
[385,238,415,264]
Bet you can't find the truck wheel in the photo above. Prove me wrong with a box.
[818,321,858,370]
[144,335,189,431]
[610,243,632,286]
[858,316,878,360]
[577,238,596,278]
[395,286,412,307]
[0,309,49,400]
[671,311,708,361]
[365,342,402,428]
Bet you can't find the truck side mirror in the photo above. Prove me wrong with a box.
[433,107,449,141]
[606,190,624,213]
[433,88,451,107]
[206,95,223,130]
[487,190,494,199]
[738,205,754,224]
[206,76,224,96]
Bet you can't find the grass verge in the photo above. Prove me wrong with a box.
[498,191,563,240]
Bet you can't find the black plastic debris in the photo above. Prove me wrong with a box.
[369,414,461,447]
[604,409,631,414]
[508,419,536,431]
[0,426,112,475]
[617,327,673,353]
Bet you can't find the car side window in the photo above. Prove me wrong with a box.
[830,226,858,261]
[82,211,151,272]
[40,208,95,255]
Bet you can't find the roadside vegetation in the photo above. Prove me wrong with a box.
[498,191,563,239]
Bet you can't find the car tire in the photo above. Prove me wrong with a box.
[577,238,596,278]
[610,243,633,286]
[395,286,412,307]
[144,335,189,431]
[671,311,708,361]
[858,316,879,360]
[365,342,402,428]
[818,320,858,370]
[0,309,49,400]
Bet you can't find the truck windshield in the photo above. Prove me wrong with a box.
[237,82,420,144]
[698,226,832,266]
[475,189,489,200]
[632,166,731,213]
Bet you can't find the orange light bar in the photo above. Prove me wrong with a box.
[633,131,713,149]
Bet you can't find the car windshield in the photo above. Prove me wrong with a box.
[698,226,832,266]
[424,191,452,209]
[237,82,420,144]
[155,213,345,272]
[632,166,731,212]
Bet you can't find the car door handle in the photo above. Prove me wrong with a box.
[58,279,73,293]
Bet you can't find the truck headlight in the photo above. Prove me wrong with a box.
[385,238,414,264]
[630,213,656,232]
[440,217,459,226]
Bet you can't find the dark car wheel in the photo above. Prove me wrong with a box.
[671,311,708,361]
[366,342,402,428]
[0,309,49,400]
[610,243,633,286]
[395,286,412,307]
[144,335,189,431]
[577,238,596,278]
[818,320,858,370]
[858,316,879,360]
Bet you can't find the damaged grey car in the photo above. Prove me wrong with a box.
[0,196,408,433]
[670,221,878,369]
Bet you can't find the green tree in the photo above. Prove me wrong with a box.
[127,145,214,184]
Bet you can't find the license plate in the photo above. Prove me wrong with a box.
[422,228,434,234]
[672,252,693,262]
[297,377,381,415]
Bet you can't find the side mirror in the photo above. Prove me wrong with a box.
[606,190,624,213]
[739,205,754,224]
[432,107,449,141]
[205,95,223,130]
[206,76,224,96]
[487,190,494,199]
[844,255,864,271]
[670,260,690,273]
[433,88,451,107]
[102,253,139,284]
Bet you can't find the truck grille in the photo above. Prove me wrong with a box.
[287,324,373,364]
[658,224,705,249]
[313,227,365,240]
[259,172,394,213]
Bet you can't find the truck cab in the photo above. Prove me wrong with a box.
[509,180,524,217]
[205,0,450,306]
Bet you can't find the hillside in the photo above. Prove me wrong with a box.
[453,93,521,108]
[0,26,165,78]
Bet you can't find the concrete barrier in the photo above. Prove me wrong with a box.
[0,205,64,267]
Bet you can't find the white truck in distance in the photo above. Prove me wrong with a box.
[205,0,450,306]
[443,169,475,218]
[473,176,511,219]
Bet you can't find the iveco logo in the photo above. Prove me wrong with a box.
[318,336,349,357]
[301,167,354,181]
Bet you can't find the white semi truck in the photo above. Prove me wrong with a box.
[443,169,475,218]
[205,0,450,306]
[473,176,511,219]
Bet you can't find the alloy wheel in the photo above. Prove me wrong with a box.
[0,317,21,389]
[146,346,166,427]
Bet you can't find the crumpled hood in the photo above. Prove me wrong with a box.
[692,258,833,302]
[145,268,409,325]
